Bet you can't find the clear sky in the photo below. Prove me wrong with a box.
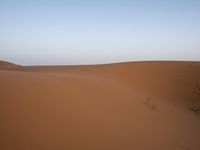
[0,0,200,65]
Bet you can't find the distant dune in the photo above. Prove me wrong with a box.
[0,61,200,150]
[0,60,21,70]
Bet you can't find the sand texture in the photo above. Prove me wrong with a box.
[0,61,200,150]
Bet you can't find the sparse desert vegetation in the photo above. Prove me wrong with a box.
[142,97,157,110]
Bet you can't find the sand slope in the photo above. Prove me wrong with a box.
[0,61,21,70]
[0,61,200,150]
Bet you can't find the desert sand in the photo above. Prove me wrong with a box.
[0,60,200,150]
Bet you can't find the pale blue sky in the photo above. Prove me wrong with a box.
[0,0,200,65]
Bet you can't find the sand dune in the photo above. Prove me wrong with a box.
[0,61,21,70]
[0,61,200,150]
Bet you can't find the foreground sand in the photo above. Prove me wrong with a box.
[0,61,200,150]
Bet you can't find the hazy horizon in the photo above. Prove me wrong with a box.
[1,0,200,65]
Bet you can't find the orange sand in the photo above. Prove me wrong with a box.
[0,61,200,150]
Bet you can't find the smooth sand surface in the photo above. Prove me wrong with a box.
[0,61,200,150]
[0,61,21,70]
